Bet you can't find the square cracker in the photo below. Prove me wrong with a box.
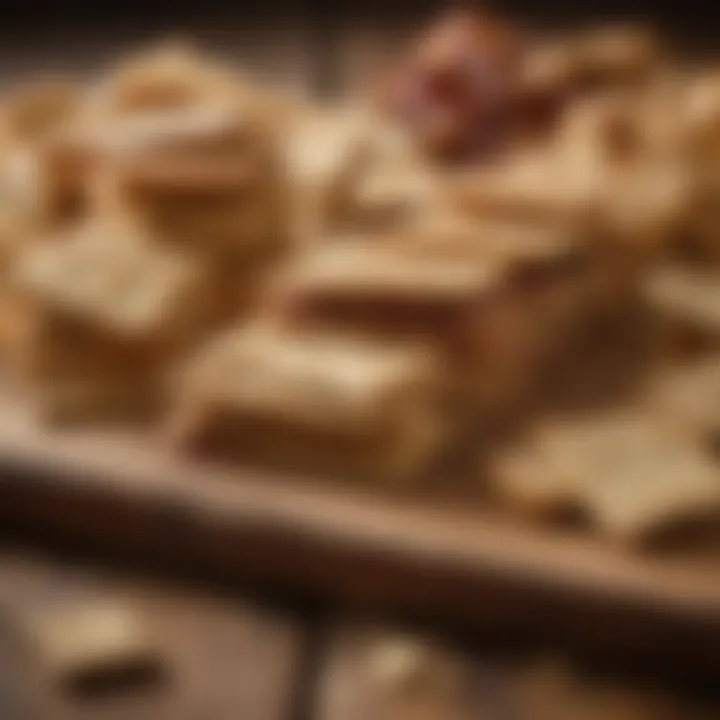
[14,216,209,353]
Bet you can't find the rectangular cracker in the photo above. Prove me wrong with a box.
[278,223,601,418]
[279,221,598,413]
[283,239,495,309]
[442,152,604,226]
[279,217,592,339]
[275,239,498,376]
[172,326,447,483]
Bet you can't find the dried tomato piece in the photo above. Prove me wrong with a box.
[378,10,522,161]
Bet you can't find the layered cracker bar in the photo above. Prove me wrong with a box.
[10,216,211,421]
[275,219,600,416]
[172,326,447,483]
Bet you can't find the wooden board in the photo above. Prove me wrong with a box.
[0,548,305,720]
[1,399,720,675]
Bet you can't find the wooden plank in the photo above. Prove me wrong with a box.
[0,549,305,720]
[314,624,718,720]
[0,400,720,673]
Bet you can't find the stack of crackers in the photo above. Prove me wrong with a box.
[2,15,720,545]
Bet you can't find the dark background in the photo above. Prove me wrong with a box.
[0,0,717,69]
[0,0,716,98]
[0,0,715,31]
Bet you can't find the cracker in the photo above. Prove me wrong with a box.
[642,265,720,335]
[585,439,720,541]
[555,92,644,166]
[278,221,590,339]
[492,411,720,541]
[518,25,659,116]
[0,80,81,144]
[0,147,46,242]
[281,239,495,311]
[94,103,287,258]
[320,628,476,720]
[273,237,497,389]
[3,305,169,424]
[172,326,447,483]
[682,70,720,168]
[35,129,97,224]
[444,151,605,226]
[345,157,438,233]
[600,163,691,255]
[13,216,211,359]
[277,222,599,417]
[285,107,378,244]
[643,358,720,437]
[103,104,275,190]
[14,597,160,690]
[573,25,660,86]
[519,38,581,100]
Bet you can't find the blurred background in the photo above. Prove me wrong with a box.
[1,2,720,718]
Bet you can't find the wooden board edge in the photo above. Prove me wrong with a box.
[0,437,720,675]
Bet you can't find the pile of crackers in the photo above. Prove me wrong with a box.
[2,14,720,545]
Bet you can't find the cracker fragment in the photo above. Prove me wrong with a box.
[16,598,160,689]
[492,411,720,541]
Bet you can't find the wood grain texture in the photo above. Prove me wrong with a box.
[0,549,305,720]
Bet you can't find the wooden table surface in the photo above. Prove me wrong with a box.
[0,546,305,720]
[0,537,716,720]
